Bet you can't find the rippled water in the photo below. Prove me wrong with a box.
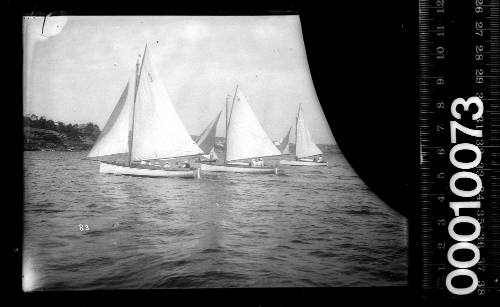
[23,150,407,290]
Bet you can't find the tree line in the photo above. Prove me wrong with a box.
[24,114,101,141]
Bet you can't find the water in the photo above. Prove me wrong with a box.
[23,150,407,290]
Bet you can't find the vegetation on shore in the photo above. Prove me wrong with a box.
[23,114,338,153]
[24,114,101,151]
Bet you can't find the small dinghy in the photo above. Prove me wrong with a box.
[279,105,328,166]
[87,45,204,178]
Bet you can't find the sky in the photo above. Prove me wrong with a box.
[23,15,335,144]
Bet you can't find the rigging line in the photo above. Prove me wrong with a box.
[128,45,148,166]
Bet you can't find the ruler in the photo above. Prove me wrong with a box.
[418,0,500,297]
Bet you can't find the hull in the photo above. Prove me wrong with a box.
[226,161,250,166]
[100,162,200,178]
[199,159,217,163]
[201,163,278,174]
[279,160,328,166]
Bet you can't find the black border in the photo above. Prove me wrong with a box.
[8,1,415,304]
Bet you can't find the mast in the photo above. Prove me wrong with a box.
[224,84,238,164]
[295,104,300,159]
[128,45,147,166]
[224,95,229,163]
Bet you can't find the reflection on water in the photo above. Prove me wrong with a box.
[23,150,407,290]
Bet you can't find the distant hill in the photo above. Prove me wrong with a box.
[24,127,96,151]
[25,122,338,153]
[24,114,100,151]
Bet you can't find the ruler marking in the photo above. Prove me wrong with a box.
[418,0,500,298]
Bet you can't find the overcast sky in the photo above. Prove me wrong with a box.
[23,15,335,144]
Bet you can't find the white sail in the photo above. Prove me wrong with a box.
[225,88,281,161]
[131,46,203,161]
[295,105,323,158]
[282,143,290,154]
[201,148,218,160]
[196,110,222,154]
[209,148,218,160]
[87,82,132,158]
[278,127,291,154]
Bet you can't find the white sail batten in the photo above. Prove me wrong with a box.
[131,46,203,161]
[295,105,323,158]
[87,82,132,158]
[196,110,222,154]
[279,127,291,154]
[225,89,281,161]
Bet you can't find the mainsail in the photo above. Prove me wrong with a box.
[196,110,222,154]
[295,105,323,158]
[278,127,291,154]
[225,88,281,161]
[87,82,132,158]
[130,46,203,161]
[88,45,203,162]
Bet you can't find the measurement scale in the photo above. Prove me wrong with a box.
[418,0,500,297]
